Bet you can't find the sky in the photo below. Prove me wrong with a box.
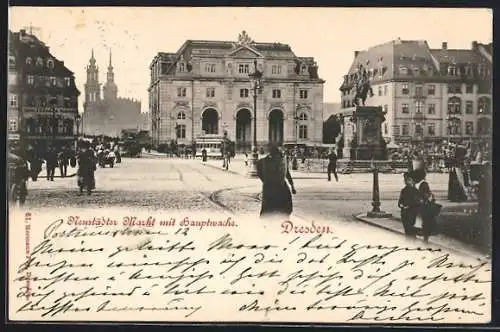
[9,7,492,113]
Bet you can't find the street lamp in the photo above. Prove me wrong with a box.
[75,113,81,151]
[247,59,263,178]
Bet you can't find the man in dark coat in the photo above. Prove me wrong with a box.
[77,142,96,195]
[327,149,339,182]
[45,147,58,181]
[256,144,296,219]
[58,147,69,177]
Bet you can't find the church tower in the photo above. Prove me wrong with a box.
[103,49,118,101]
[84,49,101,106]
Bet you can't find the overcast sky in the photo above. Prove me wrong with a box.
[9,7,492,113]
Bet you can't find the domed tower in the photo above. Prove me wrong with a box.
[84,49,101,106]
[103,49,118,101]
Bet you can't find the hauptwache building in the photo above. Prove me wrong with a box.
[148,31,325,152]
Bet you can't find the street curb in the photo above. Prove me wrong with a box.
[353,213,487,258]
[35,173,77,179]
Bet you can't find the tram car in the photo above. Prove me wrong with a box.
[195,135,234,159]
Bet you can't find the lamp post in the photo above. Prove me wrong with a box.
[75,113,81,151]
[367,160,392,218]
[247,59,263,178]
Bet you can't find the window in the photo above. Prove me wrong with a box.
[272,89,281,99]
[36,57,44,67]
[299,125,308,139]
[402,83,409,95]
[9,94,18,107]
[301,64,307,75]
[428,124,435,136]
[206,87,215,98]
[478,64,487,77]
[465,122,474,135]
[415,85,423,96]
[50,76,57,86]
[299,89,308,99]
[447,97,461,114]
[393,125,400,136]
[8,73,17,85]
[384,85,388,95]
[425,103,435,115]
[447,118,461,135]
[26,57,32,65]
[47,59,54,69]
[27,75,34,85]
[448,84,461,94]
[240,89,249,98]
[415,124,423,136]
[425,85,434,96]
[272,65,282,75]
[178,63,186,72]
[478,98,490,114]
[448,65,457,76]
[383,104,388,113]
[415,101,423,113]
[238,64,249,74]
[177,87,187,97]
[177,124,186,139]
[177,111,186,120]
[9,120,17,132]
[402,103,409,114]
[466,84,473,94]
[378,86,382,96]
[402,124,409,136]
[466,101,473,114]
[64,77,71,87]
[205,63,216,73]
[298,113,308,121]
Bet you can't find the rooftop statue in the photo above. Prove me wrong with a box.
[237,30,254,46]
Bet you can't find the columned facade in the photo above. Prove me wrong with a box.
[148,31,325,151]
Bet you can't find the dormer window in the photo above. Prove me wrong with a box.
[448,65,457,76]
[178,62,186,72]
[399,66,408,75]
[47,59,55,69]
[412,67,420,76]
[26,57,32,65]
[64,77,71,87]
[271,65,282,75]
[301,64,307,75]
[478,64,487,77]
[36,57,44,67]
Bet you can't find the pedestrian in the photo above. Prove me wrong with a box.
[244,152,248,166]
[202,148,207,162]
[327,148,339,182]
[413,169,441,243]
[77,141,96,195]
[45,147,58,181]
[256,143,297,219]
[398,172,420,238]
[58,147,69,177]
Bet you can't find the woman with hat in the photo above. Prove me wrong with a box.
[256,143,297,219]
[413,169,440,243]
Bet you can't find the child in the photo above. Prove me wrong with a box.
[398,172,420,238]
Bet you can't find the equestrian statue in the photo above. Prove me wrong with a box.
[353,64,374,106]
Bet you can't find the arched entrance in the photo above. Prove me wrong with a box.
[268,109,284,144]
[236,109,252,152]
[202,108,218,135]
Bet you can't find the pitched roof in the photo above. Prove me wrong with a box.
[430,48,481,64]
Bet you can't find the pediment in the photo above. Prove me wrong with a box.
[228,45,263,58]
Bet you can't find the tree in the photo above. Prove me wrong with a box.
[323,115,342,144]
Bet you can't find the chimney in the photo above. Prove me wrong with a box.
[354,51,359,57]
[442,42,448,50]
[472,41,478,50]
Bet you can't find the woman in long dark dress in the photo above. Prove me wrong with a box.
[256,144,296,218]
[413,169,438,243]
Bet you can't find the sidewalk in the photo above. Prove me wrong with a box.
[355,200,491,256]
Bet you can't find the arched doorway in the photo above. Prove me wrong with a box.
[202,108,218,135]
[268,109,284,144]
[236,109,252,152]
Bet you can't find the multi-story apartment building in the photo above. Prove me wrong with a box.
[9,29,80,152]
[148,31,325,151]
[8,35,20,143]
[340,39,492,146]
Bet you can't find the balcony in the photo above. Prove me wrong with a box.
[23,106,77,115]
